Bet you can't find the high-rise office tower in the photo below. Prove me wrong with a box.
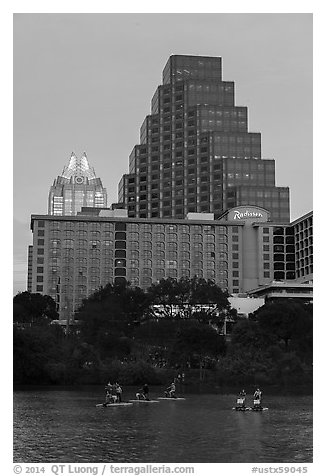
[118,55,290,222]
[48,152,107,215]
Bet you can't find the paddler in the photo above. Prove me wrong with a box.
[165,381,176,398]
[236,389,246,408]
[116,383,122,403]
[143,383,150,401]
[253,387,262,407]
[105,381,113,405]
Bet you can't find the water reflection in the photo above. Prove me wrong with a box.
[13,388,312,463]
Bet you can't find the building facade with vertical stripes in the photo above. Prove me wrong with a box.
[29,206,312,319]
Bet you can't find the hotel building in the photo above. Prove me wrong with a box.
[29,206,312,319]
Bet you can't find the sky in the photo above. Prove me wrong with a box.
[13,13,313,296]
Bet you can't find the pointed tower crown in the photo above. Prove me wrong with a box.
[61,152,97,181]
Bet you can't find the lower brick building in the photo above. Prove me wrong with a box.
[29,206,313,320]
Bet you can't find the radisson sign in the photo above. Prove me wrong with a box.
[224,206,269,222]
[232,209,263,220]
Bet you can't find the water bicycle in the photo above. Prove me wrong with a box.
[96,402,133,407]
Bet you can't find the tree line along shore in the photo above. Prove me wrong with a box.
[13,277,313,392]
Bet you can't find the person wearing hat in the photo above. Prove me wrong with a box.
[115,383,122,403]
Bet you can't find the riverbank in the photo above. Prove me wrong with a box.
[13,369,313,396]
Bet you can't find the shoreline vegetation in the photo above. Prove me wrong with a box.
[13,279,313,394]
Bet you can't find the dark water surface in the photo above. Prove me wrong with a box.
[13,387,312,463]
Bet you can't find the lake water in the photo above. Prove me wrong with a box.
[13,387,312,463]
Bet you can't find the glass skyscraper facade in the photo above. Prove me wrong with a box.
[118,55,290,222]
[48,152,107,216]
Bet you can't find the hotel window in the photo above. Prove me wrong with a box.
[206,261,215,269]
[143,232,152,240]
[181,260,190,268]
[115,223,127,231]
[193,269,203,278]
[205,243,215,252]
[36,285,43,292]
[166,260,177,269]
[104,223,114,231]
[143,268,152,277]
[167,233,177,241]
[77,239,87,248]
[141,276,152,286]
[166,269,178,278]
[130,250,139,259]
[205,234,215,242]
[181,233,190,241]
[115,250,126,259]
[154,233,165,241]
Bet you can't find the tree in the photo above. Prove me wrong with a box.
[169,320,226,379]
[75,282,150,361]
[13,292,58,325]
[253,300,312,351]
[13,323,66,384]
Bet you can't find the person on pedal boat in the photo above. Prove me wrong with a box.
[115,383,122,403]
[165,381,176,398]
[236,389,246,408]
[143,383,150,401]
[105,382,114,405]
[253,388,262,407]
